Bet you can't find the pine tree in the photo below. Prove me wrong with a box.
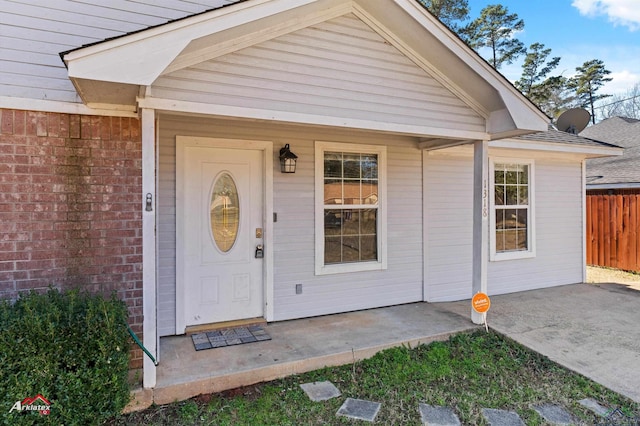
[568,59,612,124]
[516,43,560,96]
[416,0,469,32]
[463,4,525,69]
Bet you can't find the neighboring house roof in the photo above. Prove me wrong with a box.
[580,117,640,188]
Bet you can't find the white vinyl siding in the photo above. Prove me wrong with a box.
[423,152,473,302]
[424,149,583,302]
[489,159,583,294]
[151,14,485,135]
[157,114,423,335]
[0,0,240,103]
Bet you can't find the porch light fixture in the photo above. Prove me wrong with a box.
[279,144,298,173]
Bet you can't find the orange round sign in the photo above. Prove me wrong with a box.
[472,292,491,313]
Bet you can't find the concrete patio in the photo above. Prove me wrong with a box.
[127,280,640,412]
[130,302,476,409]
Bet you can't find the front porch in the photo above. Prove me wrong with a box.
[129,302,476,410]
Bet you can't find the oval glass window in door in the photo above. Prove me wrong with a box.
[210,173,240,253]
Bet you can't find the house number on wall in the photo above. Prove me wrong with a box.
[482,179,488,218]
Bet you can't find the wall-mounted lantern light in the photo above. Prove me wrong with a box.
[279,144,298,173]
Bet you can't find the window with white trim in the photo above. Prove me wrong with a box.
[315,142,387,275]
[490,159,535,261]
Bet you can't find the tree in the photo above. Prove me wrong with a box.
[536,76,575,119]
[516,43,560,96]
[417,0,469,32]
[598,83,640,120]
[515,43,562,117]
[463,4,525,69]
[567,59,612,124]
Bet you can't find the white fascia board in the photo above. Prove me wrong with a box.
[64,0,320,85]
[138,96,488,140]
[489,139,624,157]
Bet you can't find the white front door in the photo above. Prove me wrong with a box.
[179,144,264,327]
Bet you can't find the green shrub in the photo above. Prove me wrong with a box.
[0,288,131,425]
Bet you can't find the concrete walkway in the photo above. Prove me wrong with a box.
[440,283,640,404]
[148,303,475,406]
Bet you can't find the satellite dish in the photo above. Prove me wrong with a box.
[556,108,590,134]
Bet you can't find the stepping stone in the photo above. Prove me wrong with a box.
[578,398,609,416]
[299,381,341,402]
[336,398,381,422]
[532,404,573,425]
[482,408,525,426]
[418,403,461,425]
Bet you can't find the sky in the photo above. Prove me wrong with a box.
[466,0,640,99]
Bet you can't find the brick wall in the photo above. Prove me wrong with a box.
[0,108,144,368]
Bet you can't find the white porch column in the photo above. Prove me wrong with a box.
[141,108,157,388]
[472,140,489,324]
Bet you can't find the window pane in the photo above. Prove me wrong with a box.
[496,230,506,252]
[343,182,360,205]
[324,179,342,205]
[342,236,360,262]
[210,173,239,253]
[342,210,360,235]
[360,209,377,234]
[506,186,518,205]
[516,229,528,250]
[518,186,528,205]
[360,235,378,261]
[343,153,361,179]
[361,155,378,179]
[494,169,505,185]
[325,236,342,264]
[324,152,342,178]
[362,180,378,205]
[504,209,519,229]
[495,209,505,230]
[495,185,505,205]
[516,209,528,229]
[518,166,528,184]
[506,169,517,184]
[324,209,342,236]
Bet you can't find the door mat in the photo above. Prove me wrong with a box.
[191,325,271,351]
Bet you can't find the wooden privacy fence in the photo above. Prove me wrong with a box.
[586,194,640,272]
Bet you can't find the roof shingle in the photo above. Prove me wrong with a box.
[580,117,640,186]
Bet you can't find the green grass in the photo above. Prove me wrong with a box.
[108,331,639,425]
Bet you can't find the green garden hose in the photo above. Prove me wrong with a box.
[127,325,159,366]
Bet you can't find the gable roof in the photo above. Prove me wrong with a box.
[61,0,549,140]
[581,116,640,187]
